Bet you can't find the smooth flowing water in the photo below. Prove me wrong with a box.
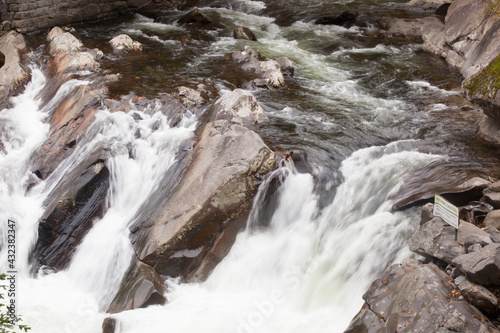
[2,0,500,332]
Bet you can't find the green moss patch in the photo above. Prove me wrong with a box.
[464,53,500,99]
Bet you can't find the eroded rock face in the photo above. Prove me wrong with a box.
[0,31,29,107]
[345,259,499,333]
[130,89,274,283]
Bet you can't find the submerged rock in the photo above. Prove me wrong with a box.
[345,259,499,333]
[233,27,257,41]
[177,8,216,30]
[315,11,358,27]
[129,89,274,285]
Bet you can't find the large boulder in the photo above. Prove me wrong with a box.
[345,259,499,333]
[47,30,84,56]
[130,89,274,281]
[452,243,500,286]
[32,161,109,272]
[0,31,29,107]
[46,27,100,74]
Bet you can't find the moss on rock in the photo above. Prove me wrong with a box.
[464,53,500,99]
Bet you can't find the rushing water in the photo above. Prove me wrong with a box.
[2,0,500,332]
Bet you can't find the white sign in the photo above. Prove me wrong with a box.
[433,195,459,229]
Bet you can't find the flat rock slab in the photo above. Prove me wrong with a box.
[345,259,499,333]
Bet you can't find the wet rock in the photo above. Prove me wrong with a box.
[315,11,358,27]
[130,89,274,281]
[229,46,292,89]
[454,275,499,316]
[0,31,29,107]
[109,34,142,53]
[233,27,257,41]
[420,202,434,225]
[230,45,266,63]
[52,52,100,73]
[275,57,294,76]
[31,82,107,180]
[484,210,500,230]
[484,181,500,209]
[476,115,500,147]
[408,217,491,264]
[102,317,118,333]
[107,260,166,313]
[47,29,84,56]
[345,259,499,333]
[47,27,100,74]
[177,86,205,106]
[452,243,500,286]
[32,161,110,272]
[177,8,215,30]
